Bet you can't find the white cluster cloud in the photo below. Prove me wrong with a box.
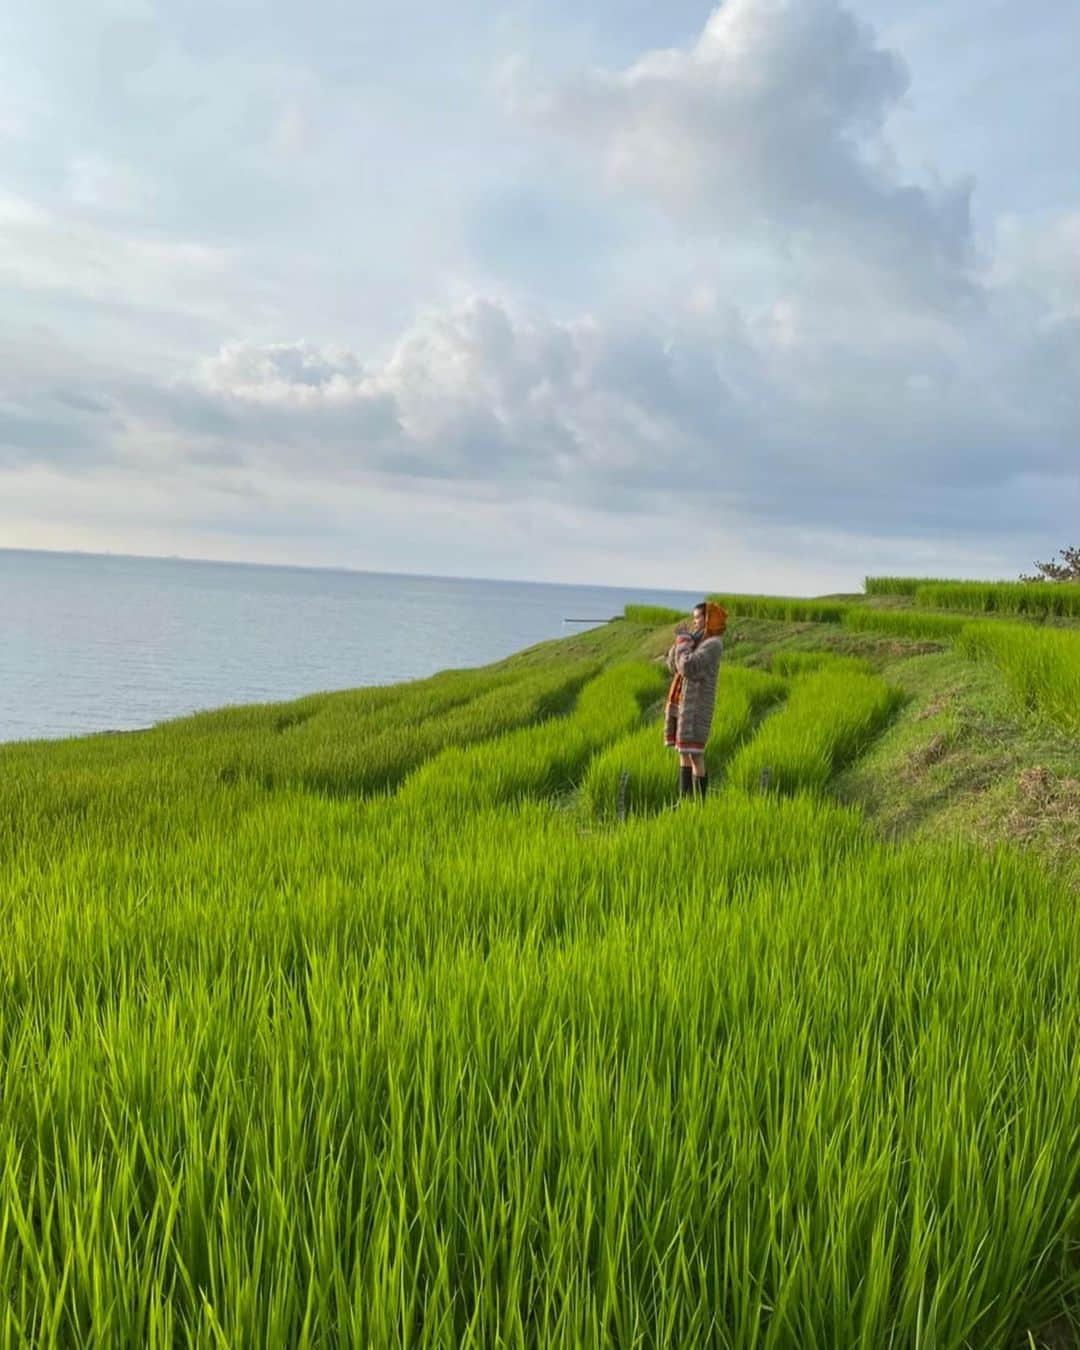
[181,303,722,487]
[523,0,975,301]
[198,340,370,404]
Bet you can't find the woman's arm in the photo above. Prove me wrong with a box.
[666,624,692,673]
[675,637,722,678]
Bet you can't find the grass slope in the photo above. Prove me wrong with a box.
[716,614,1080,891]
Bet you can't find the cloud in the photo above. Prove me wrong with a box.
[175,303,745,490]
[0,194,236,321]
[1,0,1077,584]
[0,393,116,470]
[11,265,1074,547]
[198,340,370,403]
[520,0,976,303]
[992,210,1080,318]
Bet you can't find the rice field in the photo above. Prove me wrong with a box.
[623,604,688,626]
[914,580,1080,618]
[726,668,904,793]
[707,594,850,624]
[581,666,786,818]
[3,605,1079,1347]
[842,607,968,641]
[959,621,1080,733]
[864,576,953,596]
[397,661,667,816]
[768,650,874,677]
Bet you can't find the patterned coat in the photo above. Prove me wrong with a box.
[665,636,723,753]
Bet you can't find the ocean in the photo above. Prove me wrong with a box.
[0,549,701,743]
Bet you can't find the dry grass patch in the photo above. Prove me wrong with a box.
[1003,766,1080,853]
[905,731,953,773]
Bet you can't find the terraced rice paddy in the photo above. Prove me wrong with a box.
[708,593,850,623]
[913,580,1080,618]
[959,622,1080,734]
[2,593,1079,1347]
[842,607,968,642]
[863,576,953,597]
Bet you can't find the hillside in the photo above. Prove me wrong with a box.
[496,598,1079,890]
[1,583,1079,1347]
[723,612,1080,890]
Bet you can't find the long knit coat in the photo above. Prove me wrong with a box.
[665,635,724,752]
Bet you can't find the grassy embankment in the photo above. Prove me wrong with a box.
[710,583,1079,883]
[1,583,1079,1346]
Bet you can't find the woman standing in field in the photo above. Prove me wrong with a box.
[665,600,726,800]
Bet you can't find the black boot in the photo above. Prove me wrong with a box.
[694,772,709,800]
[679,765,694,800]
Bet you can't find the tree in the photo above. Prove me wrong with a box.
[1020,546,1080,583]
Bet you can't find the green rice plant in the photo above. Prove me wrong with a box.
[398,661,668,813]
[915,579,1080,617]
[623,603,688,625]
[842,607,967,641]
[3,618,1080,1348]
[959,621,1080,732]
[0,647,657,884]
[709,593,850,623]
[581,667,787,818]
[769,650,874,676]
[222,661,598,797]
[727,668,903,792]
[0,664,600,866]
[0,664,516,803]
[2,776,1079,1347]
[864,576,954,596]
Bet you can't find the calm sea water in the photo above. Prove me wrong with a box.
[1,550,701,743]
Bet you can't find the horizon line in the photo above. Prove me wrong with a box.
[0,544,718,598]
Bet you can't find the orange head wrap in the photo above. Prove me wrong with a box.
[703,601,727,638]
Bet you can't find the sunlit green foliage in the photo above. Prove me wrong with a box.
[727,669,903,793]
[709,593,849,623]
[581,666,786,818]
[1,631,1078,1348]
[915,579,1080,617]
[398,661,667,815]
[863,575,953,595]
[842,607,967,641]
[959,621,1080,732]
[0,663,599,854]
[623,603,688,626]
[769,650,874,676]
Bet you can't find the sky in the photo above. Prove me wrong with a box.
[1,0,1077,593]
